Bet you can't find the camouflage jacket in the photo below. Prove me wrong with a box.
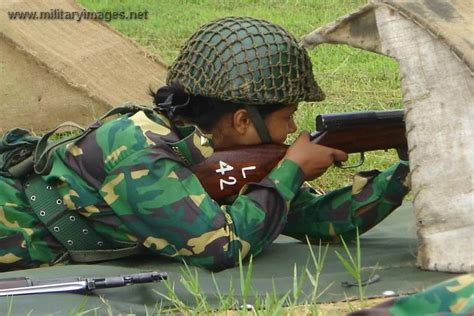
[349,273,474,315]
[0,109,410,271]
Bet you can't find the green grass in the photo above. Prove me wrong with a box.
[152,240,332,315]
[78,0,369,64]
[4,238,383,315]
[76,0,403,190]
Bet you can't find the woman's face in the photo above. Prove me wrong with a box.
[211,104,298,150]
[264,104,298,144]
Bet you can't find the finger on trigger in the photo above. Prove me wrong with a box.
[334,149,348,161]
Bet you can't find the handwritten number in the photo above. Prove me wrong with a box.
[219,176,237,191]
[216,160,234,175]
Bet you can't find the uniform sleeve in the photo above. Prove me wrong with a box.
[97,150,304,271]
[282,161,410,243]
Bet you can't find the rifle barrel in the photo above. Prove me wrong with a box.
[316,110,404,131]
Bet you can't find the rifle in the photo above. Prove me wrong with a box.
[192,110,407,202]
[0,271,167,296]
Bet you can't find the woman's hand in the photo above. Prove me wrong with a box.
[284,131,348,181]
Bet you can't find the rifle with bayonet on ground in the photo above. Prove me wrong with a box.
[193,109,407,202]
[0,271,167,296]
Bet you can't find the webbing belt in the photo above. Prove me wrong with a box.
[24,175,142,262]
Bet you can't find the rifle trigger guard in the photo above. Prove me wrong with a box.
[335,152,365,169]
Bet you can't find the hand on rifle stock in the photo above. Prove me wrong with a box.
[284,131,348,181]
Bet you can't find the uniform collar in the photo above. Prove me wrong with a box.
[167,125,214,166]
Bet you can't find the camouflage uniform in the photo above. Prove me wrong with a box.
[349,273,474,315]
[0,108,410,271]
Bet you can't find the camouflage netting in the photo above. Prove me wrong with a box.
[167,16,324,105]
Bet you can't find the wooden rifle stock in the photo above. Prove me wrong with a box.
[192,110,407,202]
[191,143,288,202]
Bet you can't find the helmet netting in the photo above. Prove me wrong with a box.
[167,16,324,105]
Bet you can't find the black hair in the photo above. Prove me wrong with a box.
[150,82,287,131]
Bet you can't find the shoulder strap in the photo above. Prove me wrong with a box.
[34,103,153,175]
[34,121,85,174]
[23,105,151,262]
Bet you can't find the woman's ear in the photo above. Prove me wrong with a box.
[232,109,252,134]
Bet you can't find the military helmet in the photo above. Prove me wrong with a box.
[167,16,325,105]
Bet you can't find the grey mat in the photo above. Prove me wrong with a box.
[0,202,456,315]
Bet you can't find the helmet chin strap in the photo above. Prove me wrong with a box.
[245,105,273,144]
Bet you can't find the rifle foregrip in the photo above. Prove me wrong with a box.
[313,110,407,153]
[311,125,407,153]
